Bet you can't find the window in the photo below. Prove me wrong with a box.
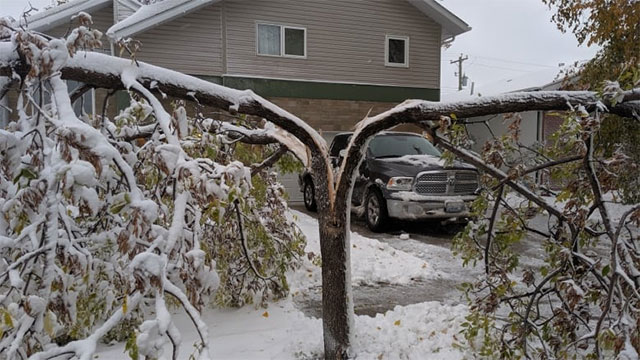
[385,35,409,67]
[67,80,95,117]
[257,23,306,58]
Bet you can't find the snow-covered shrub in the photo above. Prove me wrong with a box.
[449,105,640,358]
[0,19,303,359]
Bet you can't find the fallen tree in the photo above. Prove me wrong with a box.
[1,18,640,359]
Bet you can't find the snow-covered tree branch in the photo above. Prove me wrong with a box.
[0,20,305,360]
[2,16,639,359]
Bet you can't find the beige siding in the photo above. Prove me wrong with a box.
[224,0,441,88]
[115,0,138,22]
[45,4,113,54]
[132,5,223,76]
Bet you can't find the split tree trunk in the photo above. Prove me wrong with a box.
[317,213,353,359]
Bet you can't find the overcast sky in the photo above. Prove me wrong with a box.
[439,0,598,97]
[4,0,598,97]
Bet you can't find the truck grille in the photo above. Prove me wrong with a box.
[415,183,447,194]
[417,173,448,182]
[414,170,478,196]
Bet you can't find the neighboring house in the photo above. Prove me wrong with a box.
[6,0,470,201]
[441,69,573,188]
[441,69,569,155]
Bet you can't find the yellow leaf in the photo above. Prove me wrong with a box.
[394,320,401,326]
[3,310,13,328]
[122,296,128,314]
[44,311,55,337]
[262,311,269,318]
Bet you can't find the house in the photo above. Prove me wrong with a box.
[441,68,569,155]
[441,69,574,189]
[4,0,470,201]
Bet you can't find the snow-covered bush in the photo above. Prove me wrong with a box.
[0,18,303,359]
[448,105,640,358]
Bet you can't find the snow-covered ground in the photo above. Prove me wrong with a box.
[97,210,469,359]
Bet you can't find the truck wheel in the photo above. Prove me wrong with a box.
[365,189,388,232]
[303,179,317,211]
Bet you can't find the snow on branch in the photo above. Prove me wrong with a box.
[333,89,640,216]
[0,24,307,360]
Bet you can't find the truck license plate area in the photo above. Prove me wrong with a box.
[445,200,464,213]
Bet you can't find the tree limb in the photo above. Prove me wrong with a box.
[251,145,288,176]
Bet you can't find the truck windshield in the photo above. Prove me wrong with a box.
[368,134,441,158]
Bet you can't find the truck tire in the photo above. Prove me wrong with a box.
[365,189,388,232]
[303,178,317,212]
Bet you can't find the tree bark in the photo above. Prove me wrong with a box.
[318,214,353,359]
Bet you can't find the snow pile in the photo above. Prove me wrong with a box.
[351,302,467,359]
[287,210,438,291]
[98,295,468,360]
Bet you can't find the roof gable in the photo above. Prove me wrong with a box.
[107,0,218,39]
[19,0,111,33]
[406,0,471,40]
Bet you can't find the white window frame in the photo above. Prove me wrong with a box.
[385,35,409,68]
[256,22,307,59]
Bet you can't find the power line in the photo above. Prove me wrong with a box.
[469,62,544,73]
[473,55,557,68]
[442,54,556,69]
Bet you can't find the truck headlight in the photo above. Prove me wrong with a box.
[386,177,413,191]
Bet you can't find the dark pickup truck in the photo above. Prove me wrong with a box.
[299,132,480,232]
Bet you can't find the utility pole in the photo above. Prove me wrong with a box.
[450,54,469,91]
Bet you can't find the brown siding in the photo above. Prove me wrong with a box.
[224,0,442,88]
[268,97,423,132]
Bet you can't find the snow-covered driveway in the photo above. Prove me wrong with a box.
[290,204,550,317]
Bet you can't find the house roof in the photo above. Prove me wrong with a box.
[407,0,471,40]
[19,0,111,33]
[442,68,566,102]
[107,0,219,39]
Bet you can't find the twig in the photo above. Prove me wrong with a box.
[485,186,504,274]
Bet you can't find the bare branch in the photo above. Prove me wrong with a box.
[251,145,288,176]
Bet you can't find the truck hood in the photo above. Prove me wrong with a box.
[372,154,476,177]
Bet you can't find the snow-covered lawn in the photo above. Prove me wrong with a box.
[97,210,468,359]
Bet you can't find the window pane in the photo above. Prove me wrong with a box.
[258,24,281,55]
[388,38,406,64]
[284,28,305,56]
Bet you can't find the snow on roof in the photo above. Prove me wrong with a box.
[406,0,471,40]
[107,0,219,39]
[442,67,564,102]
[17,0,111,32]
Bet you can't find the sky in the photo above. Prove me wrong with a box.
[439,0,598,97]
[3,0,599,98]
